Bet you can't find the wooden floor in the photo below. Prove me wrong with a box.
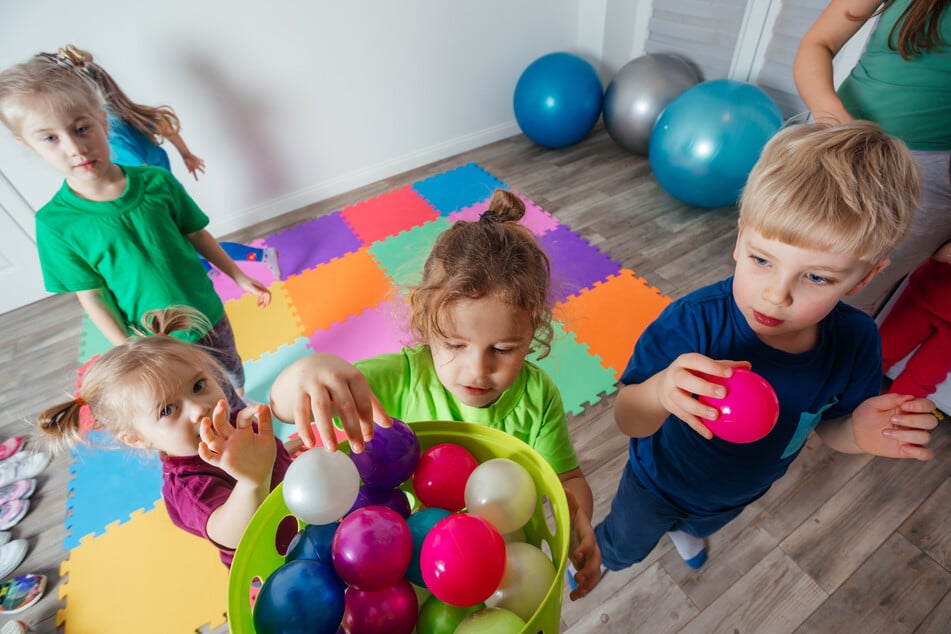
[1,126,949,633]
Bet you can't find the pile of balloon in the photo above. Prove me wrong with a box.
[252,419,558,634]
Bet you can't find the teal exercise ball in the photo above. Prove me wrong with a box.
[513,52,603,148]
[649,79,783,208]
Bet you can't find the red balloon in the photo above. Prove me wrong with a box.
[699,368,779,443]
[413,443,479,512]
[332,506,412,590]
[420,514,506,607]
[342,578,418,634]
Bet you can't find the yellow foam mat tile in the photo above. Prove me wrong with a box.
[58,502,229,633]
[224,280,303,362]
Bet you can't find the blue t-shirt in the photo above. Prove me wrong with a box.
[108,115,171,171]
[622,277,882,516]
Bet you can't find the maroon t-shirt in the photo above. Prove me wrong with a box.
[160,412,292,567]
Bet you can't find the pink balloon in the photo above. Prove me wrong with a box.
[420,514,506,607]
[342,578,418,634]
[699,368,779,443]
[332,506,412,590]
[413,443,479,512]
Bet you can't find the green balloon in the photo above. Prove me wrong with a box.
[455,607,526,633]
[416,596,484,634]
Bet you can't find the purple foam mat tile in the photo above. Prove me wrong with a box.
[264,212,362,278]
[539,224,622,304]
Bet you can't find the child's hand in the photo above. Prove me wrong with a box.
[565,488,602,600]
[235,273,271,307]
[198,401,277,486]
[269,353,392,453]
[851,393,937,460]
[932,241,951,264]
[182,153,206,181]
[656,354,751,439]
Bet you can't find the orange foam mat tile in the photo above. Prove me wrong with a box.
[224,280,303,362]
[283,247,396,335]
[58,501,229,633]
[556,269,672,377]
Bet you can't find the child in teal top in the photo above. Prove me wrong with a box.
[271,189,602,599]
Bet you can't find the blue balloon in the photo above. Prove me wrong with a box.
[514,52,603,148]
[405,507,452,587]
[649,79,783,208]
[285,522,339,564]
[253,559,345,634]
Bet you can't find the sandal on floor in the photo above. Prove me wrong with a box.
[0,501,28,531]
[0,481,35,506]
[0,574,46,615]
[0,439,23,462]
[0,540,27,580]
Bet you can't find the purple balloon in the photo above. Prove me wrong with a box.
[349,485,412,518]
[332,506,412,590]
[342,578,418,634]
[350,418,420,489]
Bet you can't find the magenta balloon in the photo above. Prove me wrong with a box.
[350,418,421,489]
[413,443,479,512]
[699,368,779,443]
[420,514,506,607]
[342,578,419,634]
[332,506,413,590]
[349,485,412,518]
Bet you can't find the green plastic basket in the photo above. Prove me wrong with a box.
[228,420,570,633]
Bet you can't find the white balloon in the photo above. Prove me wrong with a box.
[282,448,359,525]
[484,542,556,622]
[464,458,536,535]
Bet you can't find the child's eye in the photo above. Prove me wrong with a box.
[805,273,832,285]
[75,125,89,135]
[750,255,769,267]
[492,347,515,355]
[193,378,208,393]
[159,403,178,417]
[42,135,56,143]
[443,342,464,351]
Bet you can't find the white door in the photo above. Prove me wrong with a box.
[0,171,49,315]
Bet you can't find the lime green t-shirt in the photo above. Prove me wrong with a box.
[837,0,951,150]
[35,165,223,340]
[355,345,580,475]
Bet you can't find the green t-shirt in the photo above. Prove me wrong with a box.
[838,0,951,150]
[35,165,223,340]
[355,345,580,475]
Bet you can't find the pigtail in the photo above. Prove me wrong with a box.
[56,44,181,144]
[36,398,86,455]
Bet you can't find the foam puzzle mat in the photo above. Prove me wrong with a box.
[61,162,671,632]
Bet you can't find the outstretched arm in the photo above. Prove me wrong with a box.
[793,0,881,124]
[187,229,271,307]
[269,353,392,453]
[75,289,128,346]
[816,392,937,460]
[166,130,206,181]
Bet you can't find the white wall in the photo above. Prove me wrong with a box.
[0,0,592,240]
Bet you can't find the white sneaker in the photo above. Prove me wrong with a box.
[0,532,10,547]
[0,454,50,490]
[0,539,27,579]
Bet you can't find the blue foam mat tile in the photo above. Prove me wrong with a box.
[412,163,508,216]
[64,429,163,550]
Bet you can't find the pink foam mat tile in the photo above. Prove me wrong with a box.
[307,299,411,362]
[210,239,274,303]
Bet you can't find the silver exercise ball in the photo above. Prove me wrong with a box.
[603,53,702,155]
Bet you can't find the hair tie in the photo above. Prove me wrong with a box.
[75,396,86,407]
[479,209,502,224]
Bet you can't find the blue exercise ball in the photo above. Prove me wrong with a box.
[649,79,783,208]
[513,52,603,148]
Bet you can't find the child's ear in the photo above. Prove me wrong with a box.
[116,430,149,450]
[846,259,890,296]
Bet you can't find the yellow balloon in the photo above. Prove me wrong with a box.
[455,607,526,633]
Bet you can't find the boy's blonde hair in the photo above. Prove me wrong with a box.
[739,121,922,265]
[0,54,104,136]
[37,307,222,454]
[410,189,554,358]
